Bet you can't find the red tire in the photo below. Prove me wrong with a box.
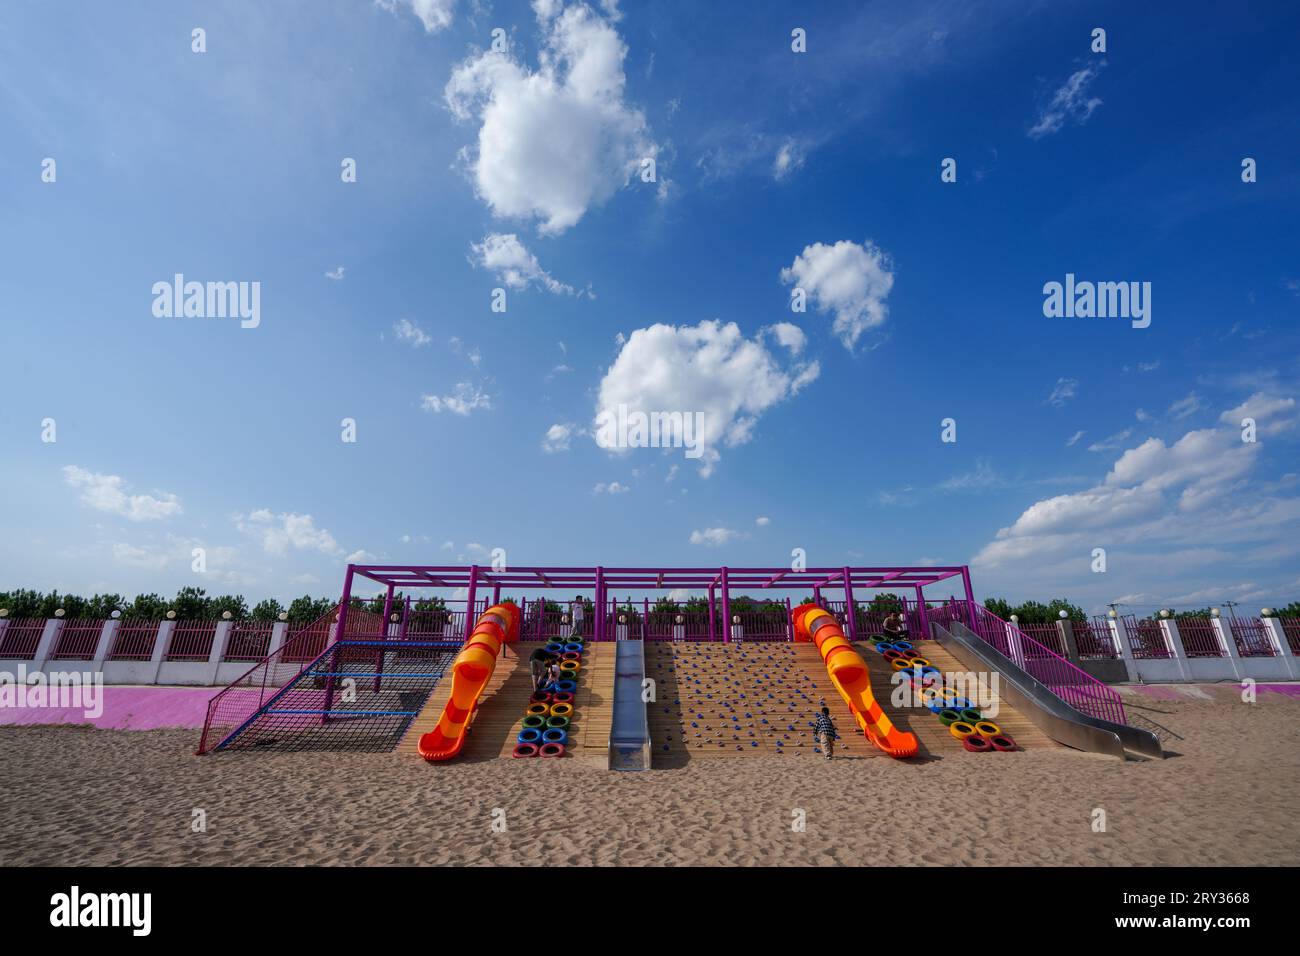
[990,734,1018,752]
[512,743,539,758]
[539,743,566,758]
[963,734,992,753]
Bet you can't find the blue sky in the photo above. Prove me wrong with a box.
[2,0,1298,615]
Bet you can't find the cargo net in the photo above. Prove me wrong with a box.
[213,641,457,753]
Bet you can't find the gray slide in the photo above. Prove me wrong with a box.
[609,640,651,770]
[934,621,1163,760]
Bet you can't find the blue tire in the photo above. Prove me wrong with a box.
[545,643,564,653]
[542,728,568,744]
[875,643,895,654]
[517,728,543,744]
[563,643,583,653]
[555,679,577,693]
[893,641,913,652]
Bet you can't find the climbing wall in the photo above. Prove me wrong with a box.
[644,636,1055,762]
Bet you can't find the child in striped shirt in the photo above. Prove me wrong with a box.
[813,707,837,760]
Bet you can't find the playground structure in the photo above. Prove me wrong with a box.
[195,563,1161,761]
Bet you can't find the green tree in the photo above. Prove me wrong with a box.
[251,598,285,622]
[125,593,169,619]
[171,586,211,620]
[287,595,335,623]
[210,594,249,620]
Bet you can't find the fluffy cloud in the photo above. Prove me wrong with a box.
[542,423,577,452]
[380,0,457,34]
[773,139,805,180]
[445,2,656,234]
[470,233,577,294]
[1028,61,1105,139]
[690,527,739,547]
[594,319,820,475]
[421,383,492,415]
[394,318,431,347]
[1220,392,1297,437]
[780,240,895,350]
[235,510,341,556]
[765,322,806,356]
[592,481,629,494]
[62,466,182,522]
[1046,377,1077,407]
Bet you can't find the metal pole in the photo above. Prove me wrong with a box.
[595,567,604,642]
[463,565,479,643]
[374,583,394,693]
[323,565,355,724]
[643,598,648,641]
[708,586,716,641]
[842,567,856,641]
[915,585,929,640]
[721,566,731,643]
[960,566,975,627]
[785,596,793,642]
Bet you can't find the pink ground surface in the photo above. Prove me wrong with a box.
[0,686,213,729]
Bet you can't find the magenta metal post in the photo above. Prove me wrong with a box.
[785,596,794,640]
[322,565,354,724]
[960,566,975,627]
[842,567,856,641]
[721,566,731,643]
[708,586,716,641]
[594,566,604,642]
[463,565,479,643]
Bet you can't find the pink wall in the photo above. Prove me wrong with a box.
[0,686,212,730]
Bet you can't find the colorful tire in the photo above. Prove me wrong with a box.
[545,643,564,653]
[529,691,553,704]
[555,679,576,692]
[959,708,982,723]
[975,720,1002,737]
[937,708,962,726]
[990,734,1018,752]
[546,715,571,730]
[929,702,950,715]
[560,660,580,673]
[552,692,574,704]
[563,643,583,653]
[549,702,574,717]
[893,641,913,652]
[876,643,896,653]
[561,651,580,662]
[869,635,887,643]
[963,734,992,753]
[920,688,942,707]
[950,697,974,711]
[949,720,977,740]
[522,715,546,730]
[539,743,565,757]
[909,657,931,668]
[890,659,911,671]
[542,728,568,744]
[526,703,550,716]
[512,743,540,758]
[939,688,960,702]
[517,728,543,744]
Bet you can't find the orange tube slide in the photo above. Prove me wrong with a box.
[793,604,917,758]
[418,603,520,762]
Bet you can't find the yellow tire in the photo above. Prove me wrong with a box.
[974,720,1001,737]
[949,720,977,740]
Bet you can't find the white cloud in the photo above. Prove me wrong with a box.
[780,239,895,350]
[755,516,770,526]
[542,423,576,452]
[1066,430,1085,447]
[1169,392,1203,420]
[325,266,345,281]
[690,527,738,547]
[1087,429,1132,453]
[380,0,457,34]
[773,139,805,180]
[1046,377,1077,407]
[394,318,432,347]
[469,233,578,294]
[593,481,629,494]
[1219,392,1297,437]
[1028,61,1105,139]
[765,322,806,356]
[235,509,341,556]
[445,2,656,234]
[421,383,492,415]
[346,549,378,564]
[940,458,1002,492]
[62,466,182,522]
[594,319,820,475]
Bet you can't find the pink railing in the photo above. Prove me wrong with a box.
[50,619,106,660]
[966,603,1128,726]
[1230,617,1276,657]
[1123,615,1171,658]
[223,621,275,662]
[107,620,161,660]
[1176,617,1224,657]
[0,618,46,659]
[1281,618,1300,656]
[1075,619,1119,659]
[1020,622,1068,657]
[165,620,218,661]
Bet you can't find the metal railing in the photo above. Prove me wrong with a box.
[0,618,46,659]
[1229,617,1276,657]
[165,620,219,661]
[1176,617,1224,658]
[1123,615,1171,658]
[107,620,162,661]
[223,621,276,662]
[1281,617,1300,656]
[1019,622,1068,657]
[1076,618,1119,659]
[50,619,106,660]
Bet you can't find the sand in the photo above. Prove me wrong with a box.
[1,689,1297,866]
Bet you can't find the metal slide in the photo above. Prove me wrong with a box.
[609,640,651,770]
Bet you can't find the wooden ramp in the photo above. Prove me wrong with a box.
[644,637,1056,764]
[399,642,616,767]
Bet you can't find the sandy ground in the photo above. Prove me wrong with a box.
[1,690,1297,866]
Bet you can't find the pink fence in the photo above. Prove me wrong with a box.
[966,603,1128,726]
[1076,619,1119,659]
[165,620,218,662]
[1176,617,1224,658]
[50,619,106,660]
[1282,618,1300,656]
[107,620,161,660]
[1020,622,1068,657]
[1123,615,1171,658]
[223,621,275,662]
[1230,617,1276,657]
[0,618,46,659]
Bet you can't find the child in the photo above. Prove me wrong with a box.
[546,654,563,688]
[530,647,551,691]
[813,706,837,760]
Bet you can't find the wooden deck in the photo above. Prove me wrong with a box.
[399,642,615,767]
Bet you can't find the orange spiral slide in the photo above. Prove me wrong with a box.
[418,602,520,762]
[793,603,918,758]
